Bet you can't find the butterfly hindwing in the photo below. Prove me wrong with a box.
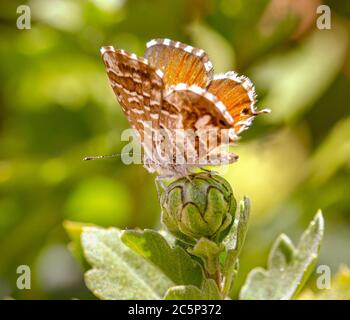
[162,84,237,165]
[207,72,269,135]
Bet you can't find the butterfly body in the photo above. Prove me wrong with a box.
[101,39,269,177]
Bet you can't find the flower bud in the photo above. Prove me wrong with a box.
[160,173,236,243]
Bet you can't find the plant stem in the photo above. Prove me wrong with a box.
[214,269,222,292]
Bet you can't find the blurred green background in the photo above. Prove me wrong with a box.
[0,0,349,299]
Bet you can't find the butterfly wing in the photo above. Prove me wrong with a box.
[163,84,233,130]
[144,38,213,89]
[100,42,268,174]
[162,84,238,166]
[101,46,164,162]
[207,71,270,135]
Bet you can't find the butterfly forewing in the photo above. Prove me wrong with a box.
[144,39,213,89]
[101,46,164,159]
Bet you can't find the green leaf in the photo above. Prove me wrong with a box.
[63,220,93,270]
[222,255,239,297]
[164,279,222,300]
[81,227,173,300]
[121,229,204,287]
[221,197,249,296]
[224,196,250,258]
[239,211,324,300]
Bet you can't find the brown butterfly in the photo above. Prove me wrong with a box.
[100,38,269,179]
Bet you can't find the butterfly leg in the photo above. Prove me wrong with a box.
[154,176,165,200]
[200,167,219,176]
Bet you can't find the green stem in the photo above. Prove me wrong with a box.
[222,250,239,297]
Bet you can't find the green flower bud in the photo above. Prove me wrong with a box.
[160,173,237,243]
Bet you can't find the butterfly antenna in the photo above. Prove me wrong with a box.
[83,152,144,161]
[83,154,122,161]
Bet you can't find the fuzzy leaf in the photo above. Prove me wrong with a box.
[81,227,173,300]
[224,197,250,257]
[221,197,249,296]
[222,254,239,297]
[121,229,204,286]
[164,279,222,300]
[240,211,324,300]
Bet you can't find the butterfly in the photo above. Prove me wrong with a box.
[100,38,269,179]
